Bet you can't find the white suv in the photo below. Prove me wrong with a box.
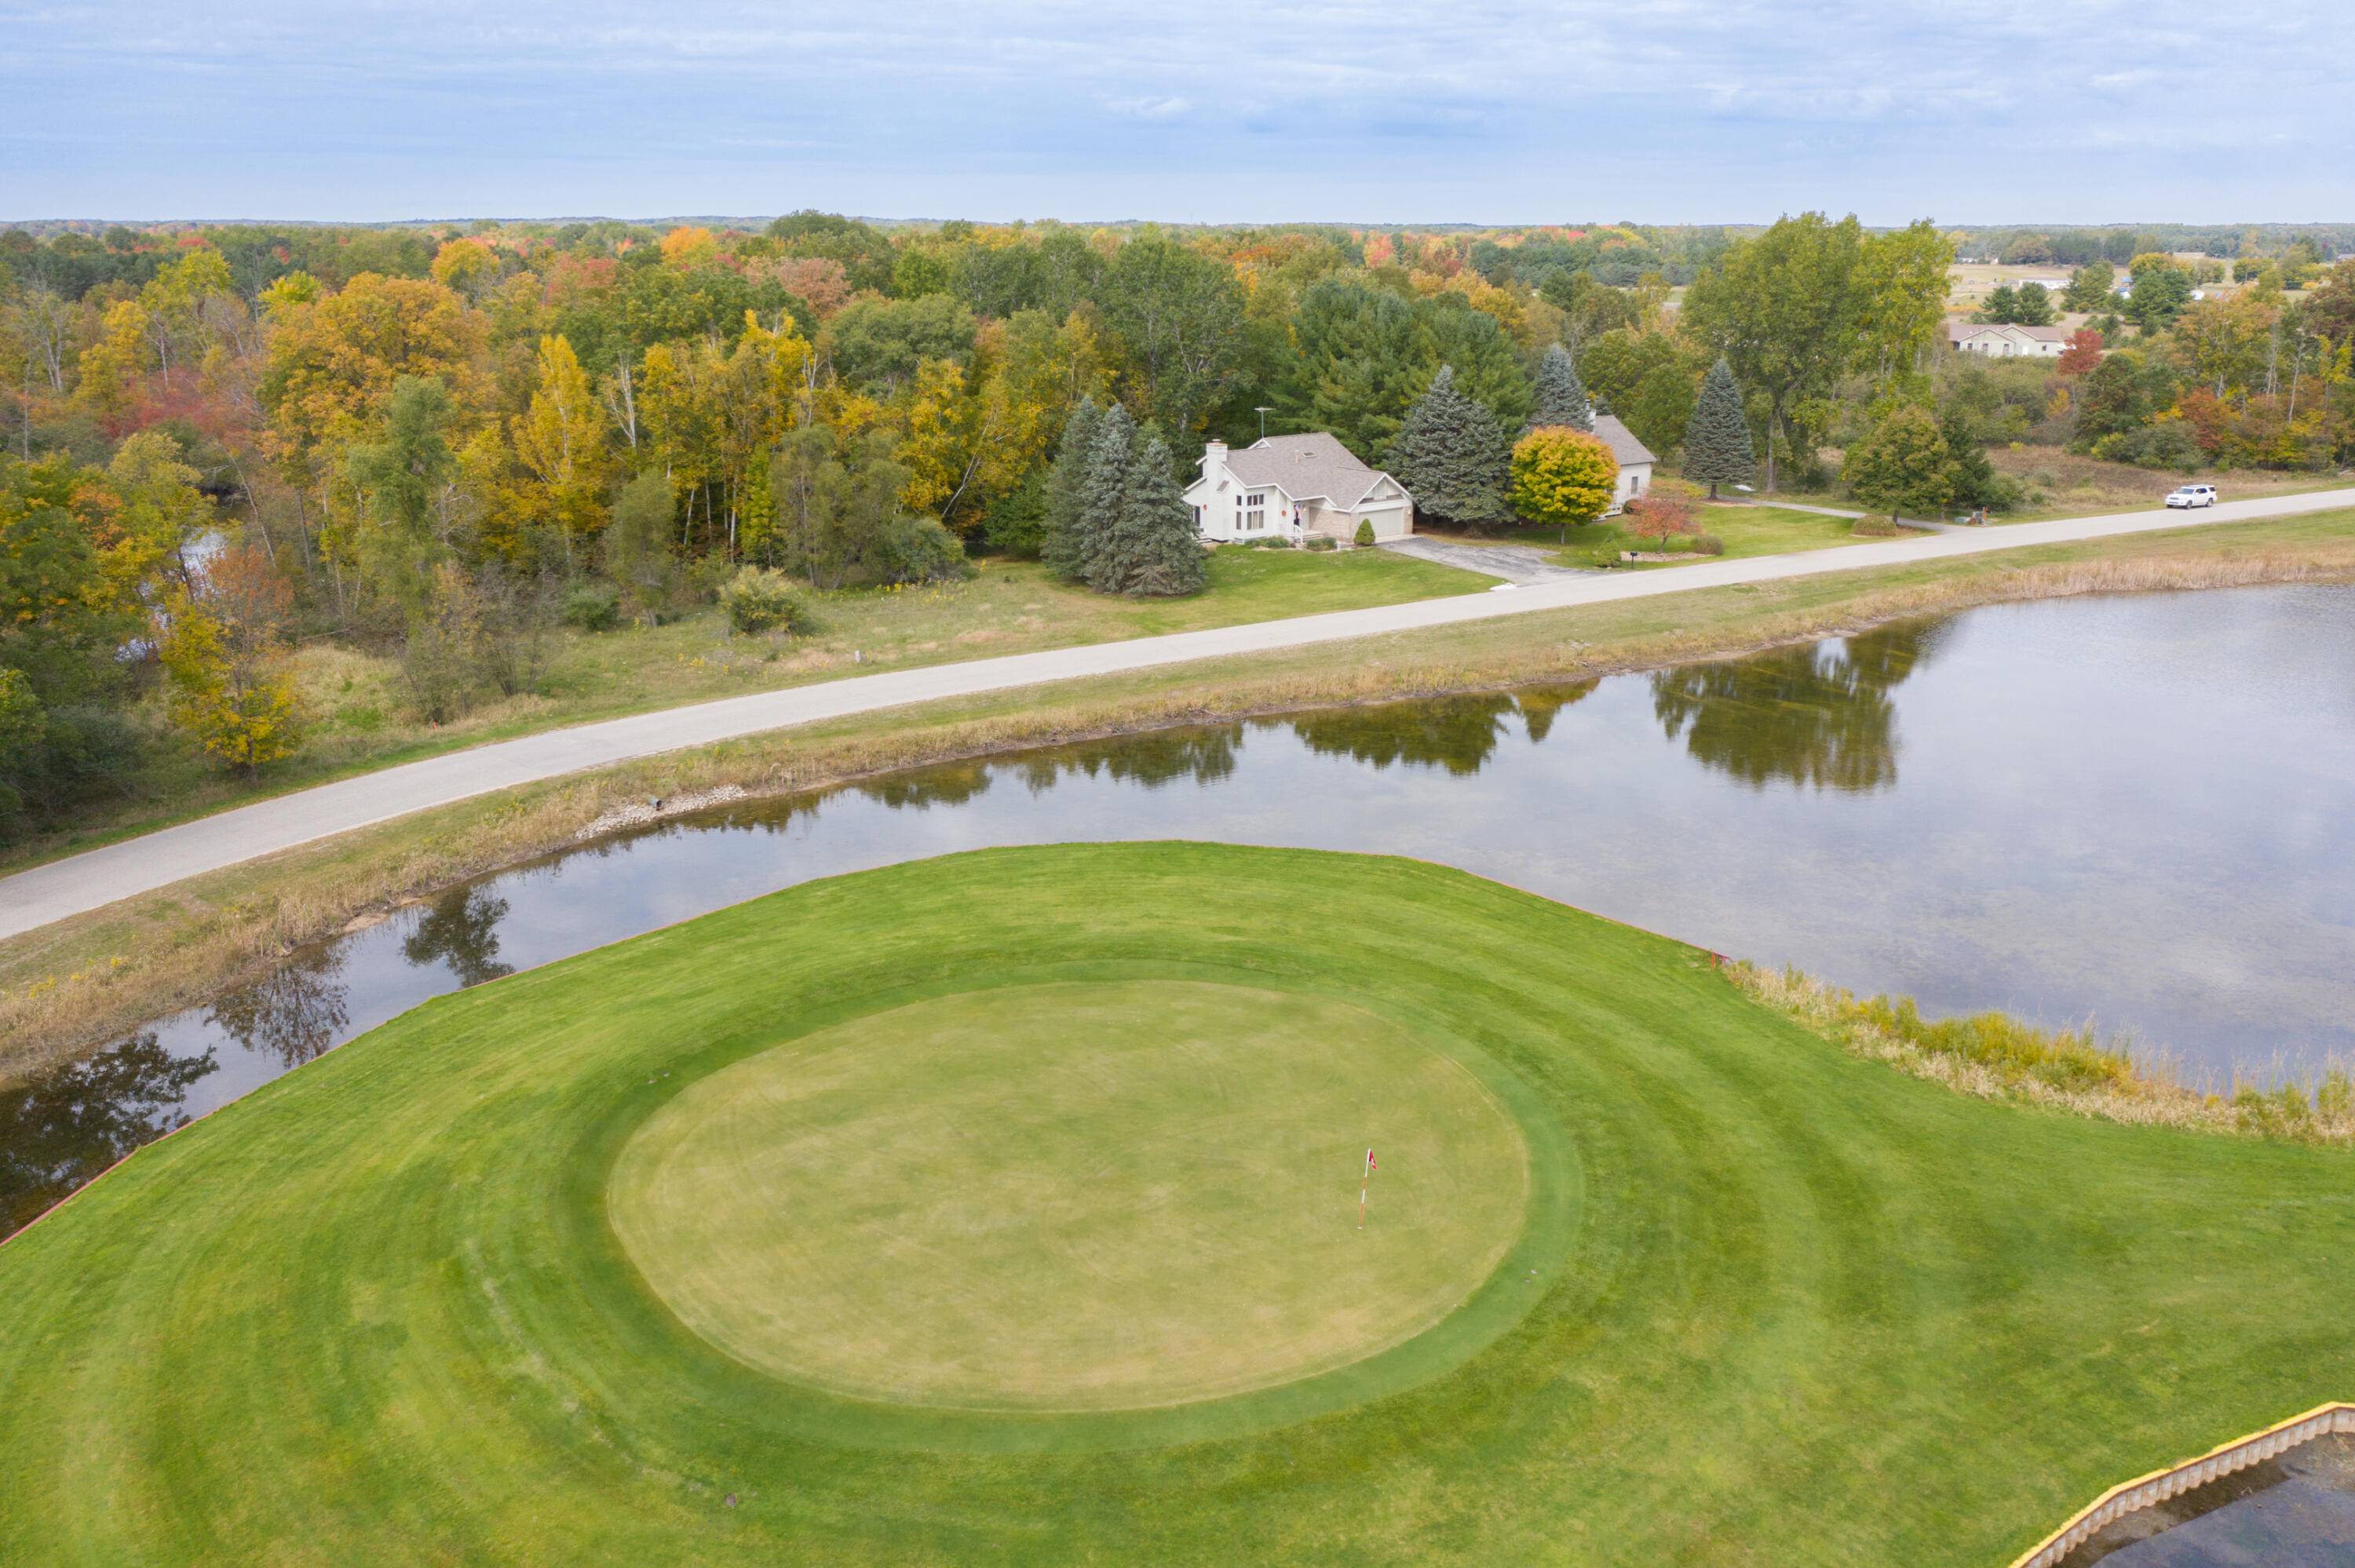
[2164,484,2218,509]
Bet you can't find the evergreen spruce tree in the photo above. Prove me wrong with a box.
[1072,404,1137,589]
[1090,430,1207,597]
[1039,396,1104,581]
[1528,344,1594,431]
[1386,365,1512,529]
[1682,357,1755,500]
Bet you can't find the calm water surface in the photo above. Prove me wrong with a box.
[5,583,2353,1232]
[2057,1433,2355,1565]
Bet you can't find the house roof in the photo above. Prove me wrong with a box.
[1948,320,2070,343]
[1221,432,1399,509]
[1594,413,1656,468]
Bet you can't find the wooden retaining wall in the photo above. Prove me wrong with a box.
[2008,1401,2355,1568]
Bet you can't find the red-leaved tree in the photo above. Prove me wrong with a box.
[2057,327,2105,376]
[1626,480,1697,552]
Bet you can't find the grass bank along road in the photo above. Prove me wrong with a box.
[3,486,2350,942]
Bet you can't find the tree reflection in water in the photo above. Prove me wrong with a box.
[401,887,516,988]
[206,946,352,1067]
[1287,685,1594,775]
[1019,727,1243,793]
[1648,622,1940,792]
[860,760,995,810]
[0,1034,217,1234]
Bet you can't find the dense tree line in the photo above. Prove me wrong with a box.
[1947,224,2350,268]
[15,205,2342,841]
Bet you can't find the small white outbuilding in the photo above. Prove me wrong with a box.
[1592,413,1656,516]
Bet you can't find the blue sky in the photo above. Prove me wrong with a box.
[5,1,2350,224]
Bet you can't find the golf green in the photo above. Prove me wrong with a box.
[608,979,1531,1409]
[2,842,2350,1566]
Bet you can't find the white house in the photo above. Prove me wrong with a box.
[1947,321,2070,358]
[1594,413,1656,516]
[1185,433,1415,544]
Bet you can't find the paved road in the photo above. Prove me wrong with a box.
[3,487,2349,941]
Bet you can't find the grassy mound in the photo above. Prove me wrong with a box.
[2,843,2350,1564]
[608,979,1534,1410]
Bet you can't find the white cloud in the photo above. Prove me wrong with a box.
[1104,96,1192,121]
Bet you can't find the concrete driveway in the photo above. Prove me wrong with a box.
[2,487,2350,941]
[1377,536,1591,583]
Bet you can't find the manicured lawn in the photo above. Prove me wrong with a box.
[5,843,2352,1563]
[610,978,1532,1412]
[1674,503,1871,560]
[2,545,1484,872]
[1428,505,1872,567]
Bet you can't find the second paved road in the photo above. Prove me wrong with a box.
[3,488,2348,941]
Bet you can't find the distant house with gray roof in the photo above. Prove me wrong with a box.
[1183,433,1415,544]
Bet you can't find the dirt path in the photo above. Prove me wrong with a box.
[3,487,2350,940]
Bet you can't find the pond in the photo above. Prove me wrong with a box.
[5,582,2353,1235]
[2056,1432,2355,1565]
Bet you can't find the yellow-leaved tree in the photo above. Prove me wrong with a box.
[429,238,501,301]
[137,248,237,392]
[659,227,720,269]
[73,299,152,418]
[510,335,614,558]
[104,431,214,589]
[1509,427,1619,542]
[157,585,303,776]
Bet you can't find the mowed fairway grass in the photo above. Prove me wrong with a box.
[2,844,2352,1564]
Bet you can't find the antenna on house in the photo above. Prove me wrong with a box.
[1254,406,1274,439]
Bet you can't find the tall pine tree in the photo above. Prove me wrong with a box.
[1386,365,1512,530]
[1528,344,1594,431]
[1681,358,1755,500]
[1088,430,1207,597]
[1072,403,1138,587]
[1039,396,1104,581]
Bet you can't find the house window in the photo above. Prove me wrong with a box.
[1242,490,1266,531]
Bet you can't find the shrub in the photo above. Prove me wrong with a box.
[561,582,622,633]
[720,567,813,635]
[0,702,142,840]
[1687,532,1725,556]
[980,472,1047,557]
[1353,520,1376,546]
[1587,545,1625,568]
[1304,534,1338,552]
[1624,479,1700,552]
[686,554,737,604]
[2091,423,2205,472]
[1851,516,1903,538]
[397,563,550,721]
[881,516,973,585]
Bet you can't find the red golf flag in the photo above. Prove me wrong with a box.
[1366,1150,1376,1171]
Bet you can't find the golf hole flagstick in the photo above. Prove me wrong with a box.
[1357,1147,1377,1229]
